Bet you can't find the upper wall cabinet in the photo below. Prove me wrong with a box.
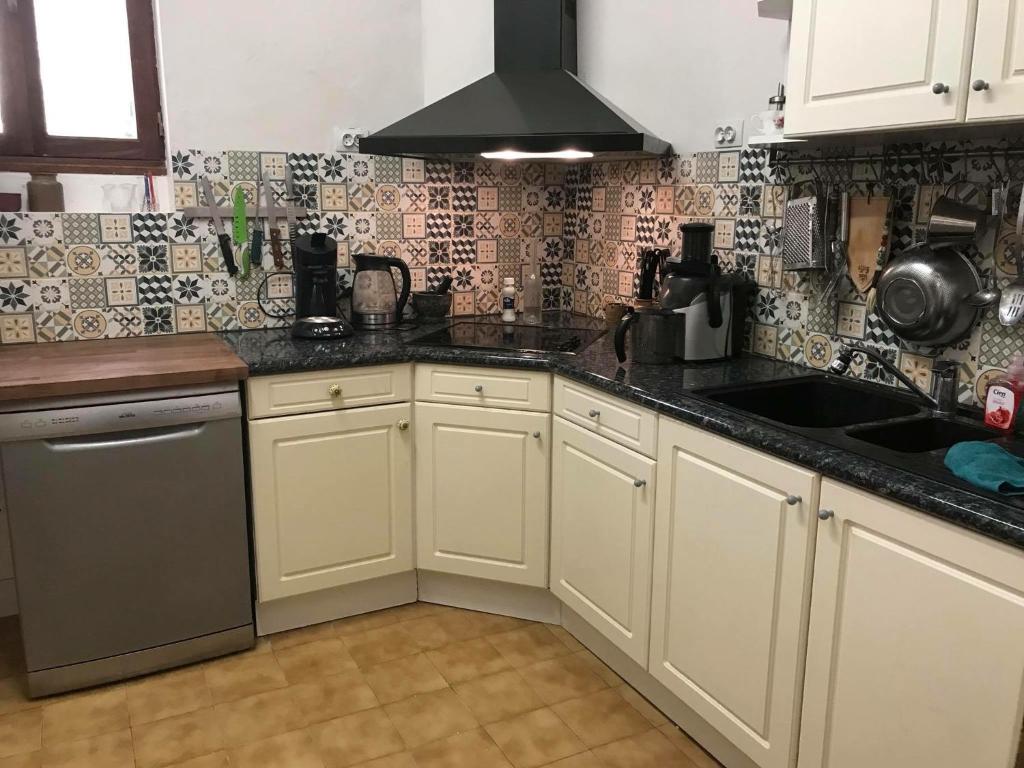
[786,0,994,135]
[967,0,1024,122]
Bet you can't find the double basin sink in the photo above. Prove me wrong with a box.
[695,377,1006,488]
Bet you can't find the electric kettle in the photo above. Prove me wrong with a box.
[350,253,411,328]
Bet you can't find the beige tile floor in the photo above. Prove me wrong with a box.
[0,602,724,768]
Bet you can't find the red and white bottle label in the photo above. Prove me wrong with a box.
[985,385,1017,430]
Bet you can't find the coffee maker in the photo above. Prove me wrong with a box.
[292,233,353,339]
[657,224,753,361]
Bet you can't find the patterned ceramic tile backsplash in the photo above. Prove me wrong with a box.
[4,140,1024,405]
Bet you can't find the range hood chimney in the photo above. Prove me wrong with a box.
[359,0,670,158]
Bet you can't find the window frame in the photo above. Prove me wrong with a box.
[0,0,165,174]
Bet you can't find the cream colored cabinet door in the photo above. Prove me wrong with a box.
[649,419,818,768]
[415,402,550,587]
[249,403,413,601]
[967,0,1024,120]
[800,480,1024,768]
[786,0,977,135]
[550,417,655,665]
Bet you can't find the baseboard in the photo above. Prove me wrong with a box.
[255,571,418,635]
[417,570,562,623]
[561,607,759,768]
[0,578,16,617]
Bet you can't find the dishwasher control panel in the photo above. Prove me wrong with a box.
[0,391,241,442]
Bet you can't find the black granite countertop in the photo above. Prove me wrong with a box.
[221,313,1024,551]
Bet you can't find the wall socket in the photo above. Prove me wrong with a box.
[713,119,743,149]
[333,127,368,152]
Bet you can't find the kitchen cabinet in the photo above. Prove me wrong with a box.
[799,479,1024,768]
[249,402,413,602]
[415,401,550,587]
[550,416,655,665]
[648,418,818,768]
[965,0,1024,122]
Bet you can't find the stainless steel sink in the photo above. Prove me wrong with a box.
[697,376,921,429]
[846,417,1001,453]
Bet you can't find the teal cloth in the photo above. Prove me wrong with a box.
[944,441,1024,495]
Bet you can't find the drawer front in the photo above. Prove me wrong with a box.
[415,364,551,411]
[553,377,657,457]
[247,364,412,419]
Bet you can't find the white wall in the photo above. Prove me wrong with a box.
[577,1,789,152]
[420,0,493,104]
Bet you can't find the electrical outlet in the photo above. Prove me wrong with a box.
[713,119,743,149]
[333,127,368,152]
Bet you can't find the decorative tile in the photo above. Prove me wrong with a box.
[174,304,207,333]
[63,213,100,245]
[26,213,62,245]
[718,151,740,183]
[288,152,321,183]
[29,278,69,311]
[173,181,198,209]
[0,279,31,312]
[402,158,425,183]
[29,244,68,278]
[0,247,28,278]
[227,150,259,181]
[104,276,138,306]
[0,312,34,343]
[837,301,867,339]
[99,214,133,244]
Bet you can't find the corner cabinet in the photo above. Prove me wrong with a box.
[414,401,550,587]
[799,479,1024,768]
[967,0,1024,122]
[648,418,818,768]
[247,365,414,602]
[549,415,656,666]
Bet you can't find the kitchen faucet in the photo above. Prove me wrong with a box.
[828,343,960,416]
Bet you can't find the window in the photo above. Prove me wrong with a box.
[0,0,164,173]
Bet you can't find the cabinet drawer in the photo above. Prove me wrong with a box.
[247,364,411,419]
[415,364,550,412]
[553,377,657,457]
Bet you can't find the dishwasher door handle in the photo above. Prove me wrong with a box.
[44,423,206,451]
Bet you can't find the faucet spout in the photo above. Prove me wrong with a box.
[828,343,959,416]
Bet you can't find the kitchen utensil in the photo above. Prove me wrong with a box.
[291,232,353,339]
[823,190,850,298]
[284,168,299,245]
[350,253,411,328]
[263,174,284,269]
[201,178,238,276]
[637,248,667,302]
[614,307,687,364]
[233,187,250,278]
[998,190,1024,326]
[876,243,998,346]
[926,194,994,249]
[433,276,453,295]
[411,291,452,320]
[680,223,715,263]
[251,173,265,269]
[782,196,826,270]
[847,195,892,295]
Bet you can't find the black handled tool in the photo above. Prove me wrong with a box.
[201,178,238,276]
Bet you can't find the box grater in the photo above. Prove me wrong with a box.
[783,196,826,271]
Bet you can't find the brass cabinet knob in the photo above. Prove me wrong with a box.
[328,384,342,398]
[397,419,410,431]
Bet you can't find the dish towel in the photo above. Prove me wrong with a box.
[944,441,1024,495]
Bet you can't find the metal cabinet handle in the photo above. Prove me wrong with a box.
[972,79,990,91]
[533,431,541,439]
[328,384,342,397]
[634,478,647,488]
[932,82,950,94]
[818,508,835,521]
[397,419,410,431]
[474,384,484,393]
[588,409,600,418]
[786,494,802,506]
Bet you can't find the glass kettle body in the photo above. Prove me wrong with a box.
[350,253,411,327]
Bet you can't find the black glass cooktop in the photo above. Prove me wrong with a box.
[412,321,607,355]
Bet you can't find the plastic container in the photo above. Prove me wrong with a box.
[984,354,1024,431]
[501,277,516,322]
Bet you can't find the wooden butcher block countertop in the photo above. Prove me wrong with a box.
[0,334,249,403]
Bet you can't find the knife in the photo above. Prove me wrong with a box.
[251,172,265,269]
[233,186,250,278]
[284,167,299,245]
[264,173,284,269]
[201,178,238,276]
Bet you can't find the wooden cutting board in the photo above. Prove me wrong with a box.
[0,334,248,403]
[847,196,891,295]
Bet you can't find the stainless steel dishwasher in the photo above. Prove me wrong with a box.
[0,383,254,697]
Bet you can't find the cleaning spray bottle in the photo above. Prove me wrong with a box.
[984,353,1024,431]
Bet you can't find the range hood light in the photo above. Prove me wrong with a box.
[481,149,595,161]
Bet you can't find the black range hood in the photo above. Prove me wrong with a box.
[359,0,671,159]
